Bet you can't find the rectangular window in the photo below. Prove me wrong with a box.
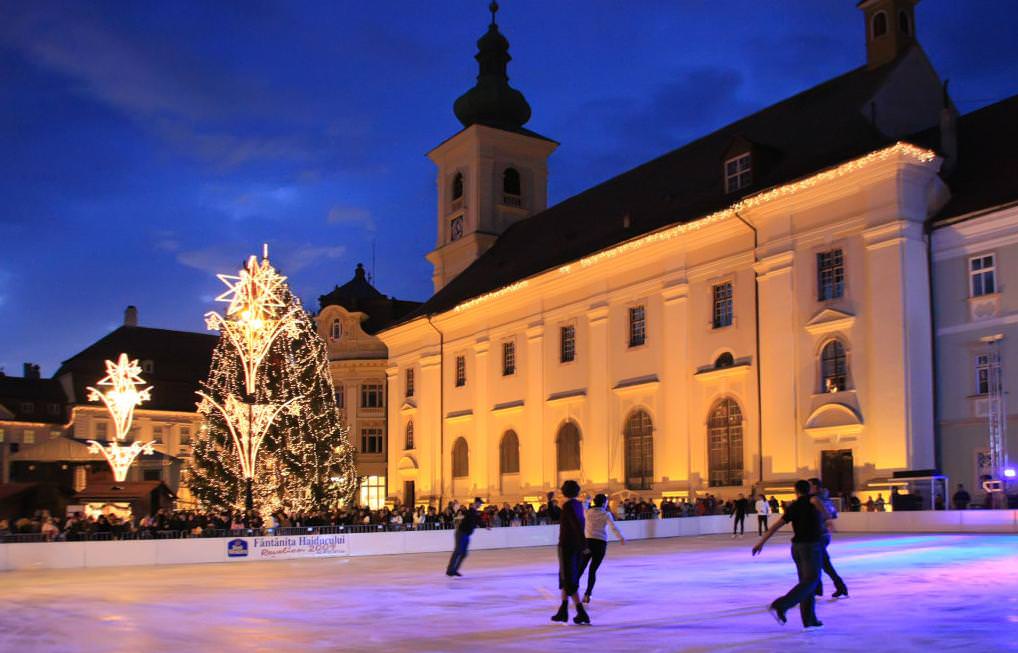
[143,468,162,481]
[405,368,414,398]
[360,428,384,454]
[502,341,516,376]
[628,306,646,347]
[817,249,845,301]
[49,430,61,439]
[712,282,733,329]
[23,430,35,444]
[724,153,752,193]
[335,385,345,409]
[179,427,192,446]
[152,426,164,442]
[47,403,61,416]
[95,422,108,440]
[455,355,466,387]
[359,475,386,510]
[20,402,34,415]
[976,353,991,395]
[560,325,576,363]
[361,384,384,409]
[970,254,996,297]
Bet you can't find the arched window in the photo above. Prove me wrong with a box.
[708,398,743,487]
[898,10,910,35]
[500,430,520,475]
[503,167,521,196]
[872,11,888,37]
[452,437,469,478]
[556,422,581,472]
[821,340,848,393]
[330,318,342,340]
[624,410,654,490]
[405,421,414,450]
[714,352,735,369]
[452,172,464,200]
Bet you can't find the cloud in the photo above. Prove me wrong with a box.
[173,242,346,275]
[201,183,303,221]
[279,244,346,273]
[327,205,376,232]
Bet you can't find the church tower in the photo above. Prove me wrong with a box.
[426,2,558,293]
[859,0,918,69]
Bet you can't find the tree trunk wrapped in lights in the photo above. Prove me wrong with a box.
[188,252,357,515]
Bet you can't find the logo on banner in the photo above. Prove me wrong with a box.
[227,538,249,558]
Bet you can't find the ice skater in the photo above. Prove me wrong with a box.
[755,493,771,536]
[752,479,829,631]
[578,493,625,603]
[731,493,749,537]
[446,497,486,577]
[809,478,848,599]
[551,480,591,625]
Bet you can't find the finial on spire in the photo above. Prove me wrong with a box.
[489,1,499,25]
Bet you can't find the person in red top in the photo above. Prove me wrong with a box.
[551,480,591,625]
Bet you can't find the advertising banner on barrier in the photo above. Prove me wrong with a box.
[226,534,350,561]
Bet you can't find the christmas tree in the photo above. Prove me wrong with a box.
[188,252,358,515]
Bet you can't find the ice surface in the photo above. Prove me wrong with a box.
[0,533,1016,652]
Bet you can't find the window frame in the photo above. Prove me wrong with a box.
[560,324,576,363]
[723,153,752,194]
[820,339,848,393]
[335,384,345,409]
[360,427,385,454]
[817,248,845,302]
[712,281,734,329]
[405,368,415,398]
[502,340,516,376]
[330,318,342,340]
[628,305,646,348]
[452,437,469,478]
[556,422,582,473]
[499,430,520,475]
[872,10,888,37]
[360,383,385,409]
[405,420,415,450]
[975,353,991,395]
[455,355,466,387]
[969,253,997,298]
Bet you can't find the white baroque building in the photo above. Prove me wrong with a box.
[379,0,1017,506]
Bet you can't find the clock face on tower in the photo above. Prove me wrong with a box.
[450,216,464,241]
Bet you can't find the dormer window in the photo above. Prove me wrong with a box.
[724,153,752,193]
[450,215,464,242]
[873,11,888,37]
[330,318,342,340]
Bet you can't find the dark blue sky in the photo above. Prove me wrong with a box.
[2,1,1016,376]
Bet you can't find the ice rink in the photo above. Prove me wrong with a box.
[0,532,1015,652]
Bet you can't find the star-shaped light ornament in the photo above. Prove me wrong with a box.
[86,353,153,440]
[205,249,293,395]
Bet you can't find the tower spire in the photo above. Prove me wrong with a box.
[453,1,531,131]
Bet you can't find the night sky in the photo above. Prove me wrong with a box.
[2,1,1016,376]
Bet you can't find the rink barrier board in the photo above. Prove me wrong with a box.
[0,510,1014,572]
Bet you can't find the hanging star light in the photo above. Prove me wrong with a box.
[196,393,301,480]
[86,353,153,439]
[204,251,293,396]
[87,440,156,483]
[86,353,155,481]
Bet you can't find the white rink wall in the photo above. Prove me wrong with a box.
[1,511,1015,572]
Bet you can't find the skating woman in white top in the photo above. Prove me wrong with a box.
[578,494,625,603]
[755,494,771,536]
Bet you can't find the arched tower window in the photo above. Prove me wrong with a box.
[708,398,743,487]
[452,172,464,201]
[500,430,520,475]
[821,340,848,393]
[872,11,888,37]
[624,410,654,490]
[330,318,342,340]
[898,10,910,35]
[714,352,735,369]
[503,167,521,196]
[452,437,469,478]
[405,421,414,450]
[556,422,581,472]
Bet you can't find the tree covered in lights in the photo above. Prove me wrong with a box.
[189,263,358,515]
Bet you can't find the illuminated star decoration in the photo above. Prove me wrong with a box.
[205,251,294,396]
[196,393,301,480]
[86,353,153,439]
[86,353,155,482]
[87,440,156,483]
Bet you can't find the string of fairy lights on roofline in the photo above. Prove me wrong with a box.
[452,142,937,313]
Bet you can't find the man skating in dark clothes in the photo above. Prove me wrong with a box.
[446,497,486,576]
[752,479,830,631]
[550,480,591,625]
[731,493,749,537]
